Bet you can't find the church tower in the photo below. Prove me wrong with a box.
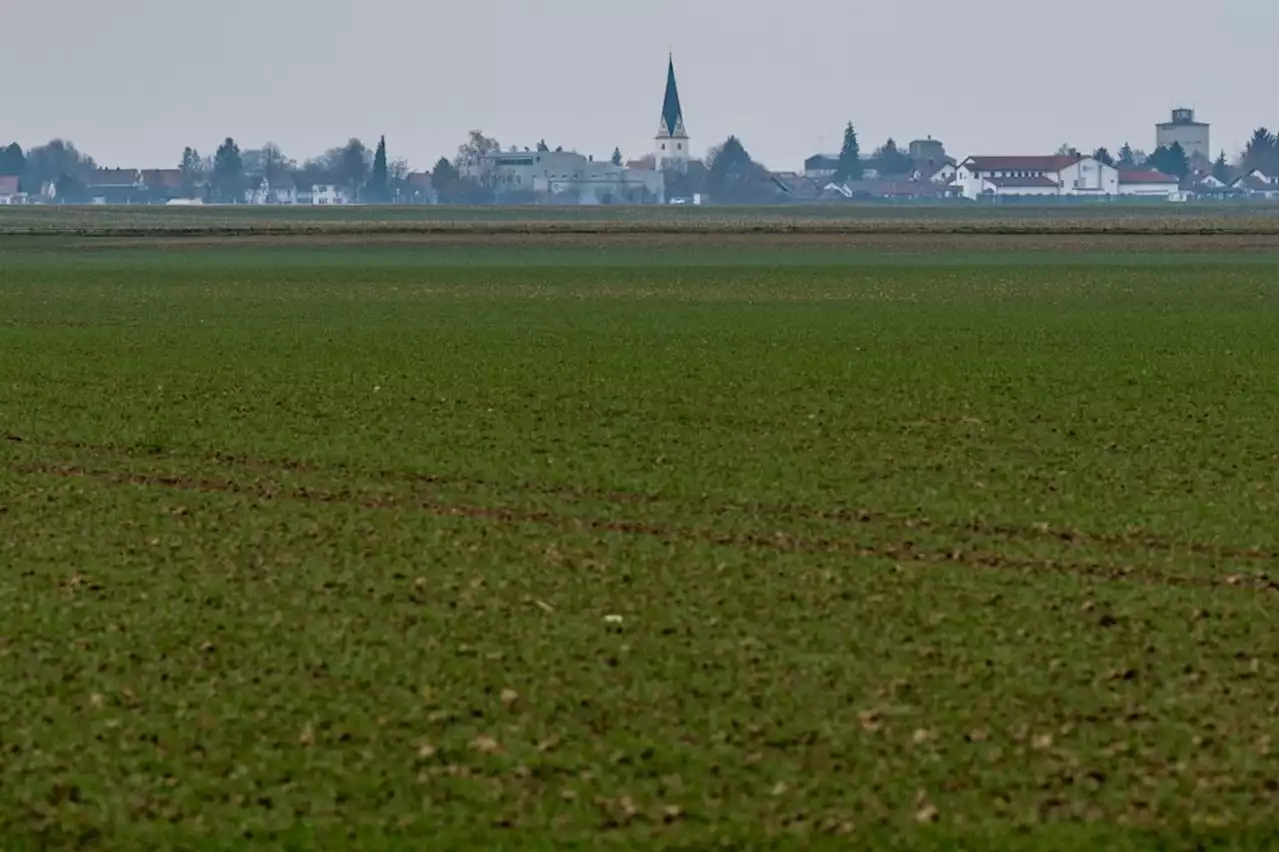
[654,54,689,172]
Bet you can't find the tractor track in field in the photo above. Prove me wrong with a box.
[6,434,1275,567]
[6,445,1276,593]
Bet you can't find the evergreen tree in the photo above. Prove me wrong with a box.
[431,157,460,204]
[834,122,862,182]
[1212,150,1231,183]
[1091,147,1114,167]
[1165,142,1190,178]
[536,139,550,152]
[367,135,390,202]
[0,142,24,176]
[1116,142,1136,168]
[611,147,623,166]
[211,137,244,202]
[1241,127,1279,175]
[874,138,910,175]
[178,147,204,198]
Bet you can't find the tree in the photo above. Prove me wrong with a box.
[366,135,390,202]
[21,139,95,195]
[1240,127,1279,175]
[1091,147,1114,167]
[211,137,244,202]
[1116,142,1136,168]
[1212,150,1232,183]
[707,135,770,203]
[337,138,370,200]
[873,138,910,175]
[834,122,863,182]
[179,147,205,197]
[536,139,549,152]
[431,157,460,203]
[1146,143,1188,179]
[1055,143,1080,157]
[0,142,24,176]
[611,147,623,167]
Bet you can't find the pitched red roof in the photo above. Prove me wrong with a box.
[1118,170,1176,184]
[963,155,1078,172]
[984,175,1059,188]
[0,175,19,195]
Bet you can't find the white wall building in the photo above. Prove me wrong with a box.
[954,155,1183,200]
[954,155,1121,199]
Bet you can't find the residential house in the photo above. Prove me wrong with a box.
[824,178,962,200]
[1229,170,1279,198]
[803,153,840,179]
[247,174,298,204]
[1116,169,1180,197]
[0,174,23,204]
[307,185,348,205]
[87,169,148,204]
[465,149,664,204]
[141,169,184,202]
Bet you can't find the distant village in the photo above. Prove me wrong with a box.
[2,57,1278,208]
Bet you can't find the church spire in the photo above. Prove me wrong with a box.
[657,53,686,139]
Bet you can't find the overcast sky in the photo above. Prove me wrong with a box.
[4,0,1277,171]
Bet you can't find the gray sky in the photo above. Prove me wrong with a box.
[5,0,1277,171]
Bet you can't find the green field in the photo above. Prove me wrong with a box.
[0,231,1276,850]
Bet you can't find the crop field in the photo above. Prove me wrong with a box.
[0,224,1276,850]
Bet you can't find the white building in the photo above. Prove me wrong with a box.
[1116,170,1180,197]
[470,149,664,204]
[954,155,1118,199]
[954,155,1184,200]
[1156,108,1210,161]
[653,54,690,172]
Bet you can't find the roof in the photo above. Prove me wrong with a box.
[1118,169,1177,184]
[0,175,19,195]
[88,168,142,187]
[962,155,1078,172]
[1231,174,1278,192]
[141,169,183,189]
[656,54,687,139]
[983,175,1059,188]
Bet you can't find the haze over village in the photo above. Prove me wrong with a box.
[2,47,1280,204]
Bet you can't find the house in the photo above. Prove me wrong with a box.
[307,185,348,205]
[141,169,184,201]
[465,149,663,204]
[1229,171,1279,198]
[245,174,298,205]
[825,178,962,201]
[954,155,1119,199]
[803,153,840,179]
[87,168,148,204]
[929,162,957,184]
[1116,169,1180,197]
[0,174,23,204]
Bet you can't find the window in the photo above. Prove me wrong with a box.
[661,143,666,150]
[677,143,683,151]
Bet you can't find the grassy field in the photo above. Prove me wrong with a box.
[0,202,1276,237]
[0,231,1276,850]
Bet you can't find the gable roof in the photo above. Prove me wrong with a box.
[0,175,19,195]
[656,54,687,139]
[88,168,143,187]
[1118,169,1176,184]
[1231,174,1278,192]
[962,155,1078,172]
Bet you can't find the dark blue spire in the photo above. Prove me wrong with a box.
[658,54,686,139]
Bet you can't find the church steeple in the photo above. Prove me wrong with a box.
[654,53,689,171]
[657,53,687,139]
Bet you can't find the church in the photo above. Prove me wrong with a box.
[653,54,690,172]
